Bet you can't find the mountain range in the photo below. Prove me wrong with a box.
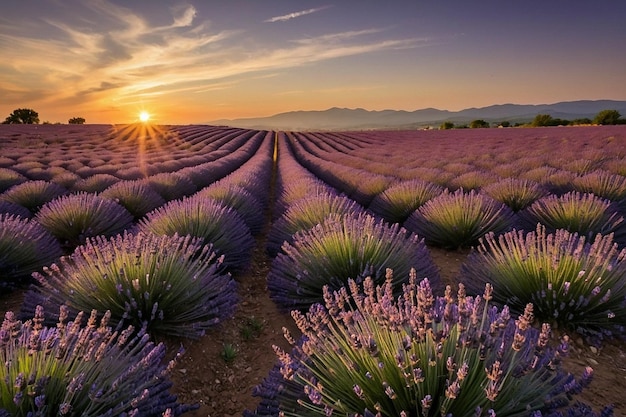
[210,100,626,131]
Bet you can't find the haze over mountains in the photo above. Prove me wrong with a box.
[211,100,626,131]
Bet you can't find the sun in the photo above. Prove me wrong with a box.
[139,111,151,122]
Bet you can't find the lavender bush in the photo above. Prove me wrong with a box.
[195,183,265,235]
[138,195,255,271]
[0,168,26,193]
[0,180,67,215]
[35,192,134,251]
[100,180,166,220]
[223,171,272,207]
[145,172,197,201]
[368,179,443,224]
[267,193,365,256]
[248,272,610,416]
[21,232,236,339]
[449,170,499,191]
[519,191,625,245]
[72,174,120,193]
[482,178,548,212]
[404,188,516,249]
[542,169,577,196]
[267,213,440,312]
[0,306,196,416]
[460,224,626,341]
[0,214,62,288]
[49,171,81,189]
[572,169,626,203]
[274,179,336,219]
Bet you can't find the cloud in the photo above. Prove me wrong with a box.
[0,0,431,118]
[171,4,197,27]
[265,6,332,23]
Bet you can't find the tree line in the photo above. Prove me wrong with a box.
[439,109,624,129]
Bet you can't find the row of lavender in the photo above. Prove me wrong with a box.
[1,125,274,416]
[289,127,626,246]
[245,129,621,416]
[2,124,623,416]
[283,127,626,340]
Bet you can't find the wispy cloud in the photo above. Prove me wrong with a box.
[0,1,431,119]
[264,5,332,23]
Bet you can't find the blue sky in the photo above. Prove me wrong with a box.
[1,0,625,124]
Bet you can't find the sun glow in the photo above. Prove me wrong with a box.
[139,111,151,122]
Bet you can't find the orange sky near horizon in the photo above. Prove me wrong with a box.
[1,1,625,125]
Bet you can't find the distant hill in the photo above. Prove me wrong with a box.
[209,100,626,130]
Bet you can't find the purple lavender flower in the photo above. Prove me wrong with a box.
[0,180,67,214]
[35,192,134,250]
[21,231,237,339]
[1,306,197,415]
[461,224,626,341]
[404,188,516,249]
[267,212,440,311]
[247,275,606,416]
[138,195,255,271]
[0,213,62,287]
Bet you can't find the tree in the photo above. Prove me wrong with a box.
[469,119,490,128]
[440,121,454,130]
[3,108,40,124]
[68,117,86,124]
[531,114,556,127]
[593,109,621,125]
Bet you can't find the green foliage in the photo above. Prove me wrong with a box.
[449,170,498,191]
[3,108,39,124]
[0,180,68,215]
[482,178,548,212]
[138,195,255,271]
[439,121,454,130]
[145,172,197,201]
[404,188,515,249]
[461,224,626,340]
[196,182,265,234]
[531,114,569,127]
[368,179,443,224]
[268,213,440,311]
[267,192,365,256]
[592,109,621,125]
[572,169,626,202]
[0,168,27,194]
[35,192,134,250]
[68,117,85,124]
[520,191,625,242]
[72,174,120,193]
[221,343,238,363]
[571,118,593,125]
[100,180,166,219]
[0,306,195,416]
[255,274,598,416]
[240,316,264,340]
[23,232,236,339]
[469,119,489,128]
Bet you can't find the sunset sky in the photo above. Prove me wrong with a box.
[1,0,625,124]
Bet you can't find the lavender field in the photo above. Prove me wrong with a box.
[1,124,625,416]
